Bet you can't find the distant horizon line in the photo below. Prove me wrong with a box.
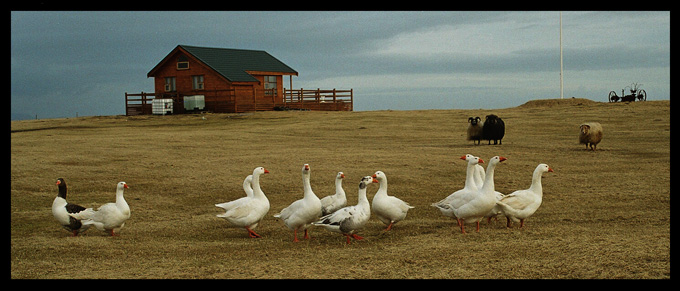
[12,97,670,122]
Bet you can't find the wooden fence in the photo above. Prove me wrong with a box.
[125,88,352,116]
[124,92,158,116]
[282,88,353,111]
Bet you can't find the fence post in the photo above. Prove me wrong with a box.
[350,89,353,111]
[141,92,147,115]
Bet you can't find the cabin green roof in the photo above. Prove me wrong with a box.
[148,45,298,82]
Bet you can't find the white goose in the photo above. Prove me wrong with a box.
[52,178,91,236]
[215,175,254,211]
[469,154,486,190]
[496,163,553,228]
[450,156,507,233]
[312,176,377,244]
[432,155,484,219]
[320,172,347,216]
[215,167,270,238]
[371,171,413,231]
[477,153,507,223]
[70,182,130,236]
[274,164,322,242]
[242,175,254,198]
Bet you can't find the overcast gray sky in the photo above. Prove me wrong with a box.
[11,11,670,120]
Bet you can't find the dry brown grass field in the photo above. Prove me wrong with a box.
[11,98,669,279]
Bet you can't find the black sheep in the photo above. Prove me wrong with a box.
[482,114,505,145]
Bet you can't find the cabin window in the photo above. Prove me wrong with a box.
[192,75,204,90]
[177,55,189,70]
[164,77,176,92]
[264,76,277,96]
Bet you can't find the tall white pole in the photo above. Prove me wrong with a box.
[560,11,564,99]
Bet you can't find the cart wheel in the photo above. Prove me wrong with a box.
[608,91,619,102]
[637,89,647,101]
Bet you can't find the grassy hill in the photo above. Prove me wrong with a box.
[11,99,670,279]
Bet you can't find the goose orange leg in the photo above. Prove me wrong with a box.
[344,234,352,244]
[293,229,300,242]
[385,222,394,231]
[246,227,261,238]
[343,233,364,244]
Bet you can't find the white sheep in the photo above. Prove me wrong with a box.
[467,117,483,145]
[579,122,603,151]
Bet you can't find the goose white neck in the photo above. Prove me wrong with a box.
[358,187,368,203]
[251,173,265,198]
[376,178,388,195]
[115,184,130,214]
[357,183,370,207]
[244,176,253,190]
[302,172,315,198]
[116,185,127,199]
[465,161,478,189]
[250,173,267,199]
[528,168,545,195]
[481,161,499,192]
[335,177,345,194]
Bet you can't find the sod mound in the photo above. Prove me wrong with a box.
[518,97,600,108]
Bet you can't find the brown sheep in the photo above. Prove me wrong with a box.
[579,122,603,151]
[467,117,483,145]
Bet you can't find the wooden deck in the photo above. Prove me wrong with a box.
[125,88,352,116]
[281,88,353,111]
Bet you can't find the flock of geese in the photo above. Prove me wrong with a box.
[52,155,552,244]
[215,164,414,244]
[431,155,553,233]
[52,178,130,237]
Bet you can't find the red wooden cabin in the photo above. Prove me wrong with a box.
[126,45,352,115]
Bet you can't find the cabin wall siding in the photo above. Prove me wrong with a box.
[129,45,351,115]
[152,51,234,94]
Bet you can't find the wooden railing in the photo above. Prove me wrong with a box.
[124,92,159,116]
[125,88,352,115]
[125,91,236,116]
[283,88,353,111]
